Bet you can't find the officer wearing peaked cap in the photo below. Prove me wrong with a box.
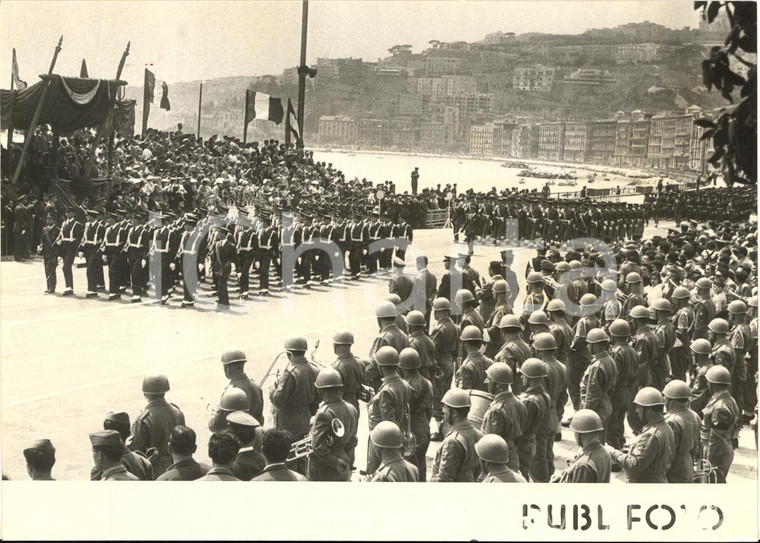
[389,257,414,312]
[227,411,266,481]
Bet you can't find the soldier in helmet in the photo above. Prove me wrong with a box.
[367,421,419,482]
[620,272,645,321]
[599,279,622,330]
[708,318,740,416]
[517,359,551,481]
[663,380,700,483]
[455,326,492,391]
[692,278,716,340]
[431,388,483,482]
[567,293,601,417]
[547,299,574,366]
[330,331,365,412]
[551,410,610,483]
[699,365,741,483]
[209,350,265,428]
[90,430,140,481]
[129,373,185,476]
[531,332,567,481]
[607,319,639,452]
[671,286,695,381]
[405,310,436,381]
[367,301,410,393]
[23,439,56,481]
[521,272,547,339]
[651,299,676,390]
[366,346,411,475]
[457,289,485,335]
[689,338,714,414]
[430,297,459,438]
[628,305,657,431]
[398,348,433,481]
[605,387,675,483]
[746,296,758,420]
[494,314,531,396]
[481,362,526,472]
[308,368,359,482]
[209,387,250,432]
[91,412,153,481]
[727,300,751,416]
[483,280,513,359]
[527,310,551,355]
[476,434,526,483]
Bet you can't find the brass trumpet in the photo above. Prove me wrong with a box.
[287,418,345,462]
[693,458,718,484]
[202,397,220,416]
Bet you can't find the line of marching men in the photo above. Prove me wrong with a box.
[38,204,413,307]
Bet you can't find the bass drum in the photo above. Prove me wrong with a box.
[467,389,494,429]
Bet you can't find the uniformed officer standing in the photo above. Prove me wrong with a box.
[90,430,140,481]
[257,212,278,296]
[579,329,618,445]
[481,363,526,472]
[212,225,239,308]
[102,212,126,300]
[82,209,106,297]
[689,338,715,414]
[517,359,551,481]
[389,257,414,311]
[483,280,513,359]
[606,387,675,483]
[699,365,741,483]
[431,388,483,482]
[607,319,639,451]
[494,315,531,396]
[149,213,172,304]
[398,348,433,481]
[308,368,359,481]
[652,299,676,390]
[330,331,365,412]
[39,214,60,294]
[126,208,149,302]
[476,434,526,483]
[58,206,84,296]
[455,326,492,391]
[130,373,185,477]
[663,380,700,483]
[405,310,436,381]
[367,301,410,393]
[209,350,265,428]
[551,410,610,483]
[235,211,256,299]
[367,421,419,482]
[692,277,717,340]
[430,297,459,438]
[671,286,695,381]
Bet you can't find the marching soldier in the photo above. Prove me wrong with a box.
[398,348,433,481]
[129,373,185,477]
[209,350,265,428]
[330,331,366,412]
[431,388,483,482]
[517,359,551,482]
[82,209,106,297]
[235,210,256,299]
[663,380,700,483]
[102,212,126,300]
[551,410,611,483]
[476,434,526,483]
[607,319,639,452]
[367,421,419,482]
[405,310,436,381]
[58,206,84,296]
[257,211,278,295]
[212,225,239,308]
[606,387,675,483]
[176,214,202,307]
[367,301,410,393]
[430,297,459,439]
[149,213,172,304]
[39,214,60,294]
[126,208,149,303]
[699,365,741,483]
[455,325,492,391]
[308,368,359,482]
[494,314,531,396]
[481,363,526,472]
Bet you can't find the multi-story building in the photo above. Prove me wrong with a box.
[432,93,493,118]
[470,122,501,156]
[511,124,539,159]
[420,121,455,151]
[687,106,711,173]
[586,120,617,163]
[440,75,478,96]
[494,119,518,156]
[318,115,358,144]
[563,67,617,100]
[513,65,556,92]
[424,57,462,75]
[563,121,588,162]
[614,120,632,166]
[629,111,651,167]
[538,122,565,161]
[614,43,660,63]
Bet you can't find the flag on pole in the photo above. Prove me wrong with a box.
[11,48,27,90]
[145,69,155,103]
[80,59,89,78]
[285,98,301,146]
[160,81,171,111]
[245,90,283,125]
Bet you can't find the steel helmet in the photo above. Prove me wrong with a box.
[375,301,398,318]
[601,279,618,292]
[315,368,343,389]
[432,297,451,311]
[404,310,426,326]
[748,296,758,308]
[475,434,509,463]
[708,318,730,334]
[633,387,665,407]
[532,332,557,351]
[386,294,402,305]
[493,280,509,294]
[569,409,604,433]
[663,379,691,400]
[442,388,471,408]
[498,314,521,329]
[580,293,598,307]
[728,300,748,315]
[220,387,250,411]
[142,373,170,394]
[556,261,571,273]
[486,362,513,384]
[284,336,308,352]
[705,365,731,385]
[672,286,691,300]
[221,350,247,365]
[625,272,642,284]
[375,346,400,366]
[569,260,582,270]
[370,421,404,448]
[398,348,422,369]
[460,325,484,342]
[527,271,545,284]
[332,331,354,345]
[520,358,548,378]
[528,310,550,325]
[455,289,475,305]
[629,305,651,320]
[546,299,567,312]
[652,298,673,312]
[609,318,631,337]
[696,277,713,290]
[690,338,712,355]
[585,328,610,344]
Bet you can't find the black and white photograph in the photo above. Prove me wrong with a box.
[0,1,757,540]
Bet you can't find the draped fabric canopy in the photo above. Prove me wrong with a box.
[0,75,121,133]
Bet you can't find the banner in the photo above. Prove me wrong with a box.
[160,81,170,111]
[245,90,283,125]
[12,48,27,90]
[285,98,301,145]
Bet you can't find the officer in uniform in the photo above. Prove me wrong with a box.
[91,412,153,481]
[628,305,657,434]
[330,331,366,412]
[606,387,675,483]
[700,365,741,483]
[176,214,202,307]
[431,388,483,482]
[235,210,256,299]
[82,209,106,297]
[455,325,492,391]
[366,346,411,475]
[476,434,526,483]
[227,411,265,481]
[481,363,526,472]
[567,293,601,414]
[209,350,265,428]
[367,421,419,482]
[308,368,359,482]
[130,373,185,477]
[517,359,551,481]
[389,257,414,310]
[212,225,239,308]
[367,300,410,393]
[149,213,172,304]
[692,277,716,340]
[652,298,676,390]
[551,410,611,483]
[90,430,139,481]
[483,280,513,359]
[405,310,436,381]
[102,212,126,300]
[671,286,695,381]
[580,329,618,445]
[257,211,278,295]
[39,214,60,294]
[494,315,531,396]
[547,299,574,366]
[608,319,639,451]
[398,348,433,481]
[126,208,149,302]
[430,297,460,437]
[58,206,84,296]
[663,380,700,483]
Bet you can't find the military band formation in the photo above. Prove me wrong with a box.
[18,196,758,482]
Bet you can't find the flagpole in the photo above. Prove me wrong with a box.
[284,98,291,146]
[11,36,63,185]
[296,0,309,143]
[197,83,203,138]
[8,50,15,178]
[243,89,249,144]
[142,68,151,136]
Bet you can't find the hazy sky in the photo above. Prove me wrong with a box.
[1,1,701,85]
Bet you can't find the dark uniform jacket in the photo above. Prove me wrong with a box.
[431,317,459,377]
[664,404,700,483]
[481,390,526,471]
[554,441,611,483]
[91,446,154,481]
[408,330,436,379]
[431,420,483,482]
[332,353,366,410]
[309,398,359,482]
[270,356,319,440]
[130,398,185,476]
[252,463,309,481]
[101,464,140,481]
[367,324,409,391]
[610,413,675,483]
[197,466,240,481]
[156,458,211,481]
[232,447,266,481]
[455,351,492,391]
[482,468,527,482]
[580,351,618,422]
[369,455,419,482]
[368,373,411,432]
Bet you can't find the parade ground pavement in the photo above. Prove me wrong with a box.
[1,221,757,485]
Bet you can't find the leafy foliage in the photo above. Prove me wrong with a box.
[694,1,756,186]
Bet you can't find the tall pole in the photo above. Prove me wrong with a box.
[12,36,63,185]
[8,51,15,178]
[197,83,203,138]
[243,89,249,144]
[296,0,309,142]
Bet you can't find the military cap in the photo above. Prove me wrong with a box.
[104,412,130,427]
[24,439,56,455]
[89,430,123,450]
[221,350,247,365]
[226,410,260,428]
[392,256,406,267]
